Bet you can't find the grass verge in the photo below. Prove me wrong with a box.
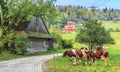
[0,49,69,61]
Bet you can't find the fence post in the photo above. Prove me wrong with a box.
[53,55,56,72]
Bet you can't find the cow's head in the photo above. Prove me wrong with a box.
[63,51,68,57]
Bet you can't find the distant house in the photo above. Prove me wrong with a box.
[26,17,56,52]
[62,21,76,33]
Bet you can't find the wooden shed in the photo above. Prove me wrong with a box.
[26,17,56,52]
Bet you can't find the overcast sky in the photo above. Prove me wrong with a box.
[55,0,120,9]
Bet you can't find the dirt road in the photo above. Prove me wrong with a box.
[0,53,62,72]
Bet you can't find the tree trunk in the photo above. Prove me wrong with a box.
[89,42,91,50]
[89,41,93,50]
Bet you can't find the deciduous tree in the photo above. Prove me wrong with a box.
[76,19,114,50]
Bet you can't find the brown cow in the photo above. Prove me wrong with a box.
[63,49,79,65]
[87,47,109,66]
[76,49,90,65]
[87,50,96,63]
[63,48,89,65]
[94,47,109,66]
[78,47,97,65]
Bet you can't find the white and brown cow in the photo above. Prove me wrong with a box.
[63,47,89,65]
[94,47,109,66]
[63,49,79,65]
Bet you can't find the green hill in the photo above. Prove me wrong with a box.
[102,21,120,30]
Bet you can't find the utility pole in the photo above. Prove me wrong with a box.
[89,6,98,19]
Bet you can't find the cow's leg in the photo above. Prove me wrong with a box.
[72,57,77,65]
[69,57,73,61]
[101,55,108,67]
[77,56,82,62]
[85,57,88,65]
[92,58,96,66]
[94,58,98,66]
[89,57,94,66]
[101,55,105,60]
[104,58,108,67]
[85,60,88,65]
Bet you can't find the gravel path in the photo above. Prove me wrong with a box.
[0,53,62,72]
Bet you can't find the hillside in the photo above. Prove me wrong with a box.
[102,21,120,30]
[56,5,120,27]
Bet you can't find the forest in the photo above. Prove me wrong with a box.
[55,5,120,28]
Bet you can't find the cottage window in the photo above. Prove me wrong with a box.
[29,41,34,48]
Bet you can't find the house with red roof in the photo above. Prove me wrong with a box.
[62,21,76,33]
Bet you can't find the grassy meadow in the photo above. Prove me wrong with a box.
[43,32,120,72]
[102,21,120,30]
[43,21,120,72]
[62,33,87,48]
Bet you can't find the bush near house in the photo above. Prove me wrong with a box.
[51,32,73,49]
[14,34,28,55]
[62,39,73,49]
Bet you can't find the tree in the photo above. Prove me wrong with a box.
[34,0,61,29]
[0,0,59,54]
[0,0,33,52]
[76,19,114,50]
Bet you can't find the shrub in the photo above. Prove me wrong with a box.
[51,32,73,49]
[114,28,120,32]
[108,28,114,32]
[51,32,63,49]
[62,39,73,48]
[14,35,28,55]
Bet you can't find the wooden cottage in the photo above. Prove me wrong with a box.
[26,17,56,52]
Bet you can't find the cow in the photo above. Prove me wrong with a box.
[78,47,97,65]
[94,47,109,66]
[86,50,96,63]
[63,47,89,65]
[86,47,109,66]
[76,48,90,65]
[63,49,79,65]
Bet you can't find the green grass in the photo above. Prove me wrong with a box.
[45,32,120,72]
[45,56,120,72]
[0,51,25,61]
[62,33,82,48]
[62,33,88,48]
[62,33,76,40]
[102,21,120,30]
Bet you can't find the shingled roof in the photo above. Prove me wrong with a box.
[26,17,52,38]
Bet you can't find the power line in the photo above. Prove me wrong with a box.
[89,0,103,7]
[96,0,111,7]
[88,0,111,9]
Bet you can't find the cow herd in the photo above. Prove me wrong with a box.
[63,47,109,66]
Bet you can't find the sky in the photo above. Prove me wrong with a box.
[54,0,120,9]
